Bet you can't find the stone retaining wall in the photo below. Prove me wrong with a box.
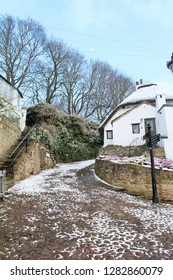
[99,145,165,158]
[0,114,21,156]
[95,159,173,202]
[13,139,55,185]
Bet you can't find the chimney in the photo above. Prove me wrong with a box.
[136,81,140,89]
[140,79,143,84]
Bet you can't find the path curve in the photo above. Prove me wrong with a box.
[0,160,173,260]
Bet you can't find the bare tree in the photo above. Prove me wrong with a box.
[59,57,134,121]
[26,39,69,105]
[0,15,46,91]
[86,60,135,122]
[59,49,87,115]
[0,14,135,122]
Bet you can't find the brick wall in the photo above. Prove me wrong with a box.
[0,114,21,156]
[95,159,173,202]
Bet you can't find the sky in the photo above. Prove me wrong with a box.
[1,0,173,90]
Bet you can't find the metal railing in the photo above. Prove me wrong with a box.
[1,124,37,169]
[129,137,145,146]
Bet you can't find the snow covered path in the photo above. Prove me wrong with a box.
[0,159,173,260]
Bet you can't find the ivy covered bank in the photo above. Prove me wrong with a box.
[26,103,102,163]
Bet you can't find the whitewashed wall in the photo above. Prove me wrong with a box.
[0,77,24,130]
[102,87,173,159]
[112,103,156,146]
[161,106,173,159]
[103,106,131,146]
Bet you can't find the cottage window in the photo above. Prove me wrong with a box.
[106,130,113,139]
[132,123,140,134]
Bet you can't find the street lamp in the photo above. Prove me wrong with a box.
[147,124,159,204]
[167,53,173,73]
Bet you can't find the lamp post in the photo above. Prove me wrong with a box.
[167,53,173,73]
[147,124,159,204]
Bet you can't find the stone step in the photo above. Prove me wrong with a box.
[8,142,28,156]
[0,165,12,170]
[0,155,11,163]
[0,159,11,164]
[0,125,38,191]
[0,160,12,167]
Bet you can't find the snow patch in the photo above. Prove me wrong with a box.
[9,160,95,195]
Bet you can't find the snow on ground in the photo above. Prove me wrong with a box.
[2,159,173,259]
[9,159,95,195]
[98,154,173,170]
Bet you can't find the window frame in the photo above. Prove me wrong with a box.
[132,123,140,134]
[106,130,113,139]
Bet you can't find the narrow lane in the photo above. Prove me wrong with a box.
[0,160,173,260]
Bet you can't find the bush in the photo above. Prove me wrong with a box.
[26,103,101,162]
[26,103,64,125]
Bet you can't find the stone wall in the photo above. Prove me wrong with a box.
[95,159,173,202]
[99,145,165,158]
[12,139,55,185]
[0,114,21,156]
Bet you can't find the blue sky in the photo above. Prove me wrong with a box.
[1,0,173,89]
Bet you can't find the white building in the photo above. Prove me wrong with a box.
[99,80,173,159]
[0,75,26,130]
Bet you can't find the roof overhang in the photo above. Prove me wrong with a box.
[111,101,155,124]
[99,99,155,131]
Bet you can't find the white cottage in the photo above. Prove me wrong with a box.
[99,79,173,160]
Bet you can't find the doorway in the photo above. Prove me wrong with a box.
[144,118,156,136]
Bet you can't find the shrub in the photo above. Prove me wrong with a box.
[26,103,101,162]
